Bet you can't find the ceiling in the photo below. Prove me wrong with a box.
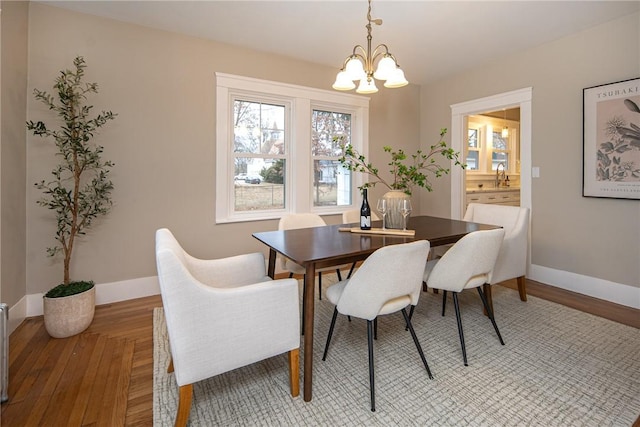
[40,1,640,87]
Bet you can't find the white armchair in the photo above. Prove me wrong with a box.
[463,203,530,306]
[155,228,300,427]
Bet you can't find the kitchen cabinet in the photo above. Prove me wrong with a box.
[466,188,520,208]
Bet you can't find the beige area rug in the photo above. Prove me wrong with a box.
[153,277,640,426]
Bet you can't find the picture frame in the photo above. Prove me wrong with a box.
[583,77,640,200]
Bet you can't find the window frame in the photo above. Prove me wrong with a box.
[466,115,517,175]
[216,73,370,224]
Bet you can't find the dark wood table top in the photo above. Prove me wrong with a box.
[253,215,499,268]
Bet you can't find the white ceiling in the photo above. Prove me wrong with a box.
[40,1,640,86]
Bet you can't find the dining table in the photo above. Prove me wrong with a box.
[252,215,500,402]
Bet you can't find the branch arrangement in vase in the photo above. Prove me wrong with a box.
[338,128,466,196]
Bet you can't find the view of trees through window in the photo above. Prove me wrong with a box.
[311,110,352,207]
[233,99,286,211]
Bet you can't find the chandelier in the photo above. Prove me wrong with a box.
[332,0,408,94]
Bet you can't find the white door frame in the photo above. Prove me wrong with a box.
[450,87,532,219]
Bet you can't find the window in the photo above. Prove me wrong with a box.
[465,115,518,175]
[311,109,352,207]
[466,126,481,171]
[216,73,369,223]
[490,130,510,171]
[233,99,287,212]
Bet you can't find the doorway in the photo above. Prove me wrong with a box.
[450,88,532,219]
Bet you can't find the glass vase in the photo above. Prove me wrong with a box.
[382,190,411,230]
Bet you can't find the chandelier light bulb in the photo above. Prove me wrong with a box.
[373,55,396,81]
[333,71,356,91]
[356,77,378,94]
[345,57,366,81]
[383,67,408,88]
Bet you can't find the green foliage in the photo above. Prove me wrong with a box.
[26,56,117,285]
[261,159,285,184]
[44,280,94,298]
[338,128,466,196]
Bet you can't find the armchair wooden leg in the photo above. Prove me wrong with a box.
[288,348,300,397]
[517,276,527,301]
[167,357,174,373]
[175,384,193,427]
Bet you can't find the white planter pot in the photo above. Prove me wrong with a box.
[382,190,411,229]
[43,285,95,338]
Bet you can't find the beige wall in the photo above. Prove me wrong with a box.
[420,12,640,288]
[1,0,28,307]
[24,3,421,294]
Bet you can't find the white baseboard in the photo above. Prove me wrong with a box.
[25,276,160,318]
[10,268,638,337]
[530,264,640,309]
[6,297,27,336]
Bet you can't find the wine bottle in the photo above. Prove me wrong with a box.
[360,189,371,230]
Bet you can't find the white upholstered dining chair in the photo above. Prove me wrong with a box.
[423,228,505,366]
[342,209,380,225]
[155,228,300,427]
[279,213,348,300]
[463,203,530,305]
[342,209,381,277]
[322,240,433,412]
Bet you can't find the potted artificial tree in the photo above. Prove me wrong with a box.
[27,56,117,338]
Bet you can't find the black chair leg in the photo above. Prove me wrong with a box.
[373,318,378,340]
[367,320,376,412]
[442,290,447,316]
[405,304,415,331]
[322,307,339,361]
[288,272,294,278]
[318,272,322,300]
[347,262,356,278]
[336,269,342,281]
[452,292,468,366]
[401,308,433,379]
[477,287,505,345]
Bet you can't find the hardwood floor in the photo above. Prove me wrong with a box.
[1,279,638,426]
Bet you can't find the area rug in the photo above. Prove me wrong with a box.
[153,279,640,426]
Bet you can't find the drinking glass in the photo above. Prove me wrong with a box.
[400,199,412,231]
[376,199,387,229]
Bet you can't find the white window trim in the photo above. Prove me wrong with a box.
[215,73,370,224]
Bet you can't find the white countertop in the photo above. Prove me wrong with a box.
[466,187,520,194]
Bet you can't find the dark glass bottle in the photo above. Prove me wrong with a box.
[360,189,371,230]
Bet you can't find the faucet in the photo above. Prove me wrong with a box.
[496,162,506,187]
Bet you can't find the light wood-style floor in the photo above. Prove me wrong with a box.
[1,279,639,426]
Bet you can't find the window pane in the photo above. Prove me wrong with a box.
[234,100,285,155]
[492,131,507,150]
[466,151,479,170]
[312,160,351,207]
[492,152,509,171]
[468,129,479,148]
[311,110,351,156]
[234,158,285,211]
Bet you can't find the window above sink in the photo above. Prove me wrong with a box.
[466,113,520,176]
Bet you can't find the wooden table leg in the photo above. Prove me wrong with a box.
[267,249,276,279]
[303,262,316,402]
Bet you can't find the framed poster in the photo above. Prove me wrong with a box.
[583,77,640,200]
